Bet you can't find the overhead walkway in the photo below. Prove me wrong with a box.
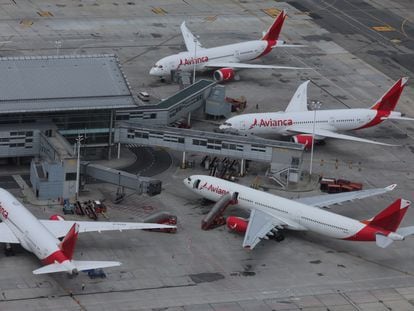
[115,122,304,184]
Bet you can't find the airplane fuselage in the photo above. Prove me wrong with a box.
[0,188,72,266]
[150,40,271,76]
[184,175,397,241]
[222,108,401,137]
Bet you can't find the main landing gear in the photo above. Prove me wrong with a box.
[273,232,285,242]
[4,243,15,256]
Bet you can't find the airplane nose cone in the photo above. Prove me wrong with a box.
[149,67,156,75]
[183,177,192,188]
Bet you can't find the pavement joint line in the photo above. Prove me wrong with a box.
[338,291,362,311]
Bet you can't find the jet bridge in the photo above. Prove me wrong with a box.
[81,163,162,196]
[115,122,304,186]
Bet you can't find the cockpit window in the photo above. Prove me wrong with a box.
[222,122,232,127]
[154,64,163,69]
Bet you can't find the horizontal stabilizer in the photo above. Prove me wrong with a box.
[33,263,70,275]
[397,226,414,238]
[382,116,414,121]
[375,233,394,248]
[273,44,307,48]
[73,260,121,272]
[33,260,121,275]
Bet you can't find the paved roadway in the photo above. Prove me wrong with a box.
[0,1,414,310]
[288,0,414,78]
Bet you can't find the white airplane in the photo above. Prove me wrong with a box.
[149,10,306,82]
[0,188,176,275]
[219,77,414,146]
[183,175,414,250]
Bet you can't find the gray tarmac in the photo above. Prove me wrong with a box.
[1,1,414,310]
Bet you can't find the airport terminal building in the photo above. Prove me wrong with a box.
[0,54,304,199]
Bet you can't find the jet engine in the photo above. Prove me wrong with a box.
[213,68,235,82]
[226,216,248,233]
[49,214,65,221]
[292,134,314,150]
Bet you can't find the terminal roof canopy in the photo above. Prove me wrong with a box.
[0,54,137,113]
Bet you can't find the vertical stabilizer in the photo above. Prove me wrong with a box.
[369,198,410,232]
[59,223,79,260]
[261,10,287,42]
[370,77,408,111]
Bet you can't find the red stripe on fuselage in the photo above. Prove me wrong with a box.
[354,110,390,130]
[41,250,68,265]
[344,224,390,241]
[254,40,275,59]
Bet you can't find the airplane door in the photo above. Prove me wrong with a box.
[328,116,335,127]
[193,179,200,189]
[239,120,246,131]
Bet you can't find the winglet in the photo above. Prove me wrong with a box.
[385,184,397,191]
[261,10,287,42]
[370,77,409,111]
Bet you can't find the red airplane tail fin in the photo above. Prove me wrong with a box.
[59,223,79,260]
[368,199,410,232]
[370,77,408,112]
[261,10,287,42]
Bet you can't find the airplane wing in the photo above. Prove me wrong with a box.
[288,127,398,146]
[296,184,397,208]
[40,220,176,239]
[0,223,19,243]
[205,62,309,70]
[242,208,285,250]
[180,22,203,52]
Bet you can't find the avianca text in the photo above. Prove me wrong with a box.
[200,182,229,195]
[0,204,8,219]
[179,56,209,66]
[250,118,293,129]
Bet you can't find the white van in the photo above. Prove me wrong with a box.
[138,91,150,102]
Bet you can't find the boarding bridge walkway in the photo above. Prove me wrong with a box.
[115,122,305,186]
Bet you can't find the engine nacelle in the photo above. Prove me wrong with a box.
[226,216,248,234]
[292,134,314,150]
[213,68,235,82]
[49,214,65,221]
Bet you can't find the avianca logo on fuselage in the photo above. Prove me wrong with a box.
[179,56,209,66]
[249,118,293,129]
[200,182,229,195]
[0,203,8,219]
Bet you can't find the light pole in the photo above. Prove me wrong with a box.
[55,40,62,56]
[309,100,321,177]
[75,134,84,201]
[192,36,198,84]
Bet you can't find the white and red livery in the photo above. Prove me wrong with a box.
[149,10,306,82]
[184,175,414,249]
[0,188,176,275]
[220,77,414,146]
